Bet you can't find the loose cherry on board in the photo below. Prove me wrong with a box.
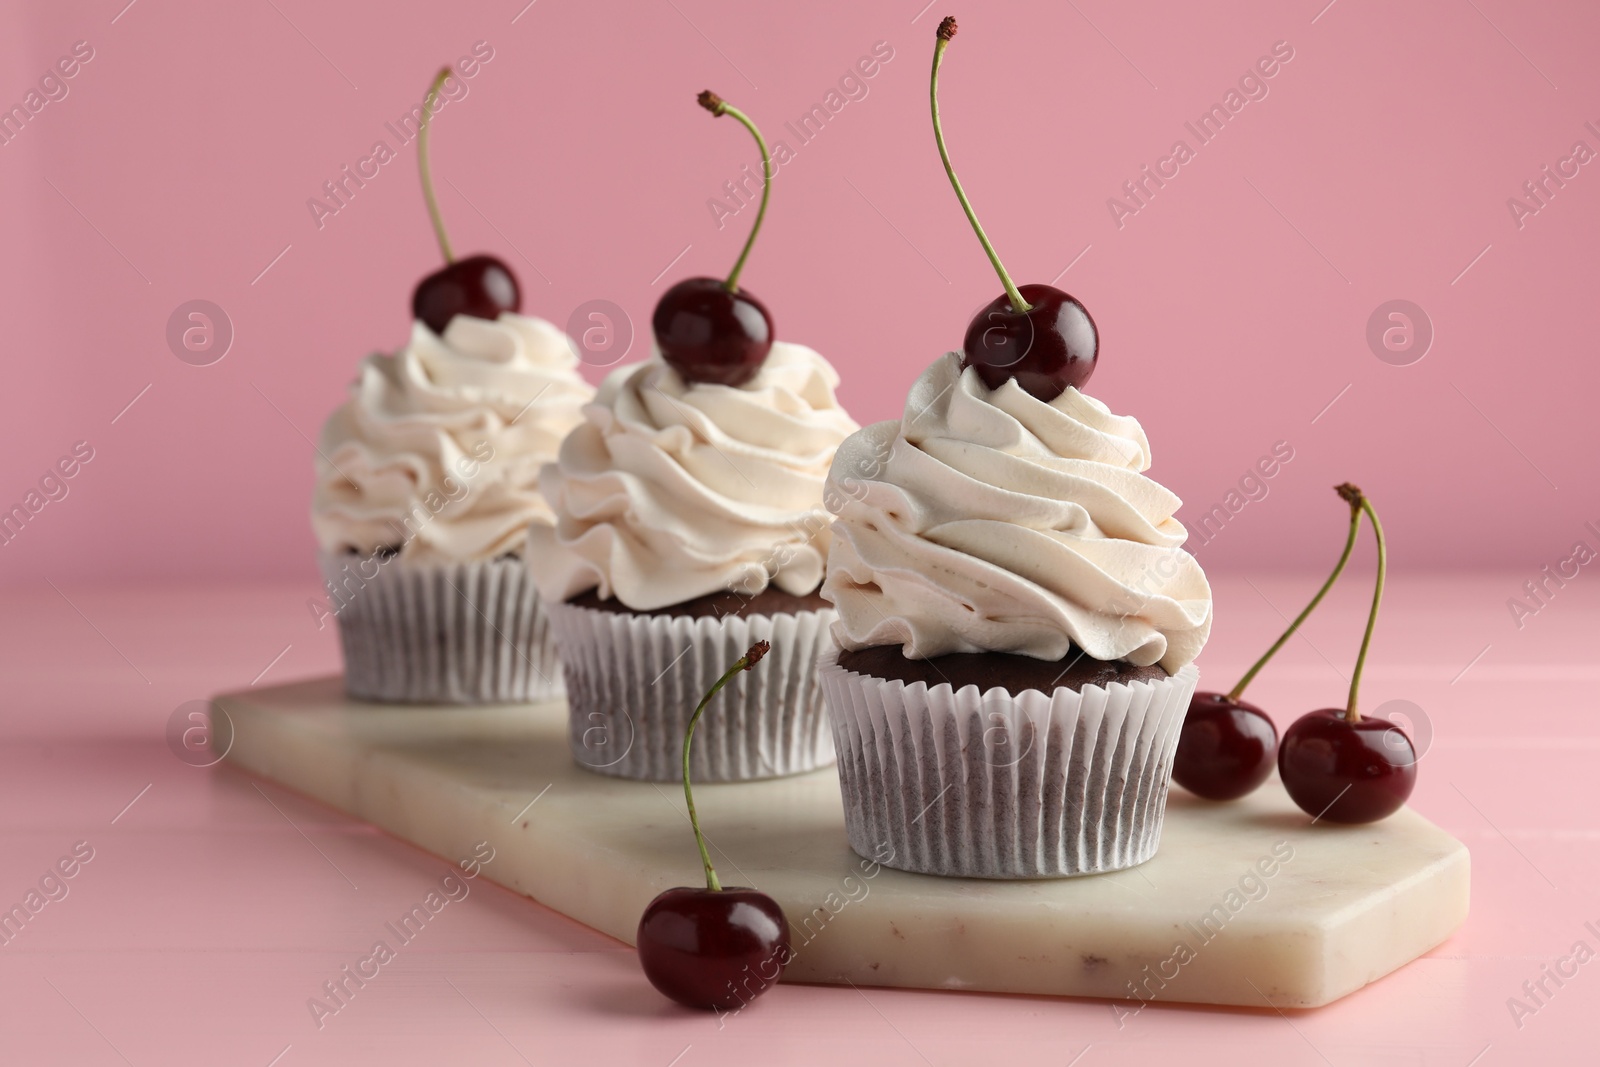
[408,67,521,335]
[637,887,789,1013]
[1173,494,1366,801]
[636,641,792,1011]
[654,92,775,388]
[930,18,1097,403]
[1173,694,1278,801]
[1277,709,1416,824]
[1278,484,1417,824]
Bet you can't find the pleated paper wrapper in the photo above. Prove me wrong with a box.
[548,599,836,782]
[821,649,1199,878]
[319,553,562,704]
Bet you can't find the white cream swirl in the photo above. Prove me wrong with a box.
[526,342,860,610]
[312,313,594,564]
[822,352,1211,672]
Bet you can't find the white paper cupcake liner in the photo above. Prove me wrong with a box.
[546,599,836,782]
[821,649,1199,879]
[318,552,563,704]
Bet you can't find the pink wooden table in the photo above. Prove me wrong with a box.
[1,573,1593,1065]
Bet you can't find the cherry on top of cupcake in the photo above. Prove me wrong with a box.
[409,67,521,335]
[930,16,1097,403]
[653,91,776,389]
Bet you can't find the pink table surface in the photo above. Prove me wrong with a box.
[0,572,1595,1066]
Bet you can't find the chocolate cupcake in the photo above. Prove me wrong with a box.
[819,353,1211,878]
[527,342,859,781]
[312,313,592,703]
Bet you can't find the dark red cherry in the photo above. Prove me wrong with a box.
[962,283,1097,402]
[637,886,790,1011]
[1278,709,1416,824]
[411,254,520,335]
[653,276,773,387]
[1173,692,1278,801]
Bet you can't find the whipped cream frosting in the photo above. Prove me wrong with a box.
[312,313,594,565]
[822,352,1211,672]
[526,342,860,610]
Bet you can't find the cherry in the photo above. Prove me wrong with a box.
[1173,694,1277,801]
[412,255,520,335]
[1278,484,1418,824]
[1278,709,1416,823]
[930,18,1098,402]
[962,285,1096,402]
[654,91,776,388]
[1173,493,1365,800]
[638,886,790,1011]
[653,277,772,387]
[407,68,522,335]
[637,641,790,1011]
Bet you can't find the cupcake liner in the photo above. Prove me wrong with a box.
[821,649,1199,879]
[547,599,836,782]
[319,552,563,704]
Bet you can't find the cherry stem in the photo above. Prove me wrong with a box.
[930,18,1030,315]
[418,67,455,264]
[1344,488,1386,722]
[700,91,770,294]
[1228,499,1363,701]
[681,640,771,892]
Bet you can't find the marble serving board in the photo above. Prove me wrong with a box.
[213,677,1469,1010]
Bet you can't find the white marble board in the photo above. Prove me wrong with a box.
[213,677,1469,1009]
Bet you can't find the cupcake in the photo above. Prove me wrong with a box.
[527,341,859,781]
[820,351,1211,878]
[816,16,1211,878]
[312,312,593,703]
[526,89,859,780]
[310,67,597,704]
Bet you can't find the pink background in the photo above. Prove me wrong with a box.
[4,4,1600,1063]
[2,0,1596,588]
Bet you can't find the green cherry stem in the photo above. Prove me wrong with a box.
[682,640,771,892]
[1227,497,1363,702]
[699,91,770,294]
[930,17,1030,314]
[418,67,455,264]
[1339,484,1386,722]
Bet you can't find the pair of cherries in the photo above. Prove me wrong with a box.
[1179,701,1415,822]
[1173,484,1416,823]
